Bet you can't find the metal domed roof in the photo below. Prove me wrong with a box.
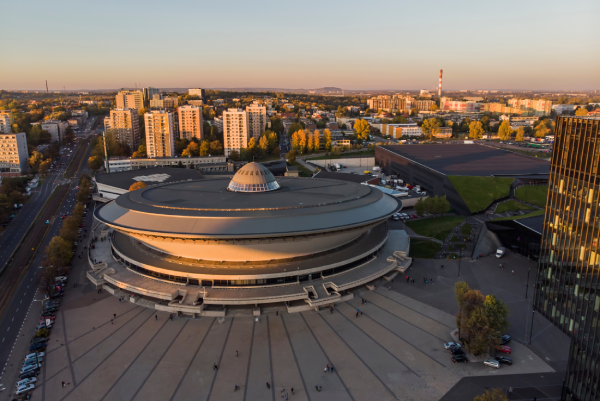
[227,162,280,192]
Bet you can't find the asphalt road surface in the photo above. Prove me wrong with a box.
[0,133,95,383]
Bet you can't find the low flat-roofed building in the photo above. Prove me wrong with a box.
[108,155,228,172]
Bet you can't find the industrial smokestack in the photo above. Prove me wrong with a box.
[438,69,443,98]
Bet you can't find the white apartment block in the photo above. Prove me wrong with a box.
[246,102,267,140]
[104,108,140,149]
[213,117,223,133]
[223,108,249,156]
[115,90,144,111]
[145,110,175,158]
[188,88,206,98]
[0,133,29,173]
[177,105,203,141]
[41,120,69,142]
[0,110,14,134]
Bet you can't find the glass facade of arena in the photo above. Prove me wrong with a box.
[533,117,600,401]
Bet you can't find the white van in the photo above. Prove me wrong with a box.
[496,247,506,258]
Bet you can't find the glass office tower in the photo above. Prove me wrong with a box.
[534,116,600,401]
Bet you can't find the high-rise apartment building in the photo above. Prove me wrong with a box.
[143,87,159,103]
[533,116,600,401]
[104,108,140,149]
[144,110,175,158]
[115,90,144,111]
[177,105,203,141]
[0,110,14,134]
[509,98,553,116]
[246,101,267,140]
[223,108,249,156]
[188,88,206,99]
[0,132,29,173]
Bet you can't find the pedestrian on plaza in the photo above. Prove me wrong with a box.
[276,311,279,316]
[155,314,158,320]
[441,264,444,269]
[266,382,271,389]
[291,387,294,395]
[285,392,289,400]
[213,363,218,371]
[114,313,116,318]
[62,381,65,388]
[170,314,173,320]
[236,350,239,357]
[234,385,239,391]
[111,319,113,325]
[356,311,358,318]
[281,387,285,393]
[406,275,409,282]
[512,270,515,274]
[431,278,434,284]
[360,310,363,316]
[315,385,322,392]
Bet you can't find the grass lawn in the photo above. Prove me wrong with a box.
[507,148,551,160]
[405,216,465,241]
[461,224,472,236]
[290,161,314,177]
[410,239,442,259]
[492,209,545,221]
[515,185,548,208]
[496,200,532,213]
[306,149,374,160]
[448,176,514,213]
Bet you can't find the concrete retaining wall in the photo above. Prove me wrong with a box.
[307,157,375,168]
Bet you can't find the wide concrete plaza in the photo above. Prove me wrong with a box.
[15,277,553,401]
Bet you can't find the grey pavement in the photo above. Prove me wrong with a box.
[0,241,556,401]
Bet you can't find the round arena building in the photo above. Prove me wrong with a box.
[88,163,412,316]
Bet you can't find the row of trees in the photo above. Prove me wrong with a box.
[455,282,509,356]
[181,139,224,157]
[229,130,280,162]
[42,176,92,290]
[414,195,450,216]
[291,129,330,153]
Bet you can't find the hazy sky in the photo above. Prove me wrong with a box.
[1,0,599,91]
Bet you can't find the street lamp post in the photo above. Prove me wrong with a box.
[525,267,531,299]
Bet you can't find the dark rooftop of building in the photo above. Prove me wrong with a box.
[94,167,206,191]
[379,144,550,176]
[514,215,544,235]
[314,171,373,184]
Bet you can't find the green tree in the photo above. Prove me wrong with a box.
[39,159,51,175]
[354,119,370,141]
[575,108,588,116]
[87,155,103,172]
[483,295,509,340]
[421,118,441,140]
[535,119,551,138]
[29,151,44,170]
[286,149,297,163]
[473,388,509,401]
[515,127,525,142]
[468,121,485,139]
[429,104,439,111]
[45,236,72,267]
[228,150,240,161]
[209,140,223,155]
[415,198,426,216]
[313,130,321,151]
[498,120,511,140]
[323,129,332,151]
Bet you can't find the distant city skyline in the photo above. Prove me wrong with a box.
[1,0,599,91]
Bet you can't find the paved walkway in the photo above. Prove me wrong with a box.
[7,276,553,401]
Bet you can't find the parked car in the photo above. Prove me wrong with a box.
[16,377,37,387]
[495,346,511,354]
[19,370,40,380]
[23,358,43,366]
[501,334,511,345]
[484,358,501,369]
[55,276,68,282]
[391,213,400,221]
[29,343,46,351]
[495,356,513,365]
[25,352,45,360]
[495,247,506,258]
[16,383,35,395]
[450,348,464,355]
[452,355,469,363]
[444,342,461,349]
[20,364,40,374]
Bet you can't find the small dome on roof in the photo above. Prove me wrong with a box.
[227,162,280,192]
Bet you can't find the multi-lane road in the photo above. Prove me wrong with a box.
[0,123,97,383]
